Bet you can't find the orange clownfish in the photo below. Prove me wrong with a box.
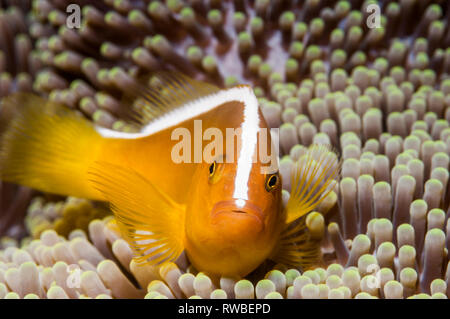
[0,73,340,277]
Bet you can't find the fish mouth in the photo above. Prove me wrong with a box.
[210,200,264,226]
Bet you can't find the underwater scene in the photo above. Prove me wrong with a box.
[0,0,449,301]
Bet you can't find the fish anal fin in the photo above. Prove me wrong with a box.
[88,161,186,266]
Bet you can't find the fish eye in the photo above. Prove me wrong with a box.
[265,174,278,192]
[209,161,217,177]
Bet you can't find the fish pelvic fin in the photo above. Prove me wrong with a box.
[0,93,104,199]
[271,144,341,270]
[88,161,186,266]
[270,212,327,270]
[285,144,341,224]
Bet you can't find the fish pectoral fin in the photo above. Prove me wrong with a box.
[271,144,341,269]
[285,144,341,224]
[88,161,186,266]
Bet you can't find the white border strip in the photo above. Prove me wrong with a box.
[96,86,257,139]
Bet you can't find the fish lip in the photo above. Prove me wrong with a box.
[211,200,264,225]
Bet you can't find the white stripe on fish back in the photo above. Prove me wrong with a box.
[96,86,260,203]
[231,89,259,203]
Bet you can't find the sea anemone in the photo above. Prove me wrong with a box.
[24,196,111,238]
[0,0,450,298]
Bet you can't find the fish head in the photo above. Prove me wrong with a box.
[184,128,284,277]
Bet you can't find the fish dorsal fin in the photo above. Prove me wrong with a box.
[285,144,341,224]
[122,72,221,129]
[88,161,186,266]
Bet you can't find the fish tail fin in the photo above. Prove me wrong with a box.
[0,93,104,199]
[271,144,341,270]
